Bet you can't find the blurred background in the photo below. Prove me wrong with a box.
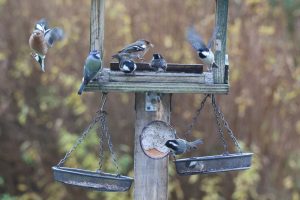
[1,0,300,199]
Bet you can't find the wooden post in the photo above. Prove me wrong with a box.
[134,93,171,200]
[213,0,228,84]
[90,0,105,59]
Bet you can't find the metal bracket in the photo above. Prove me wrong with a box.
[145,92,161,111]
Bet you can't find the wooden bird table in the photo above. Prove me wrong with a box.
[85,0,229,199]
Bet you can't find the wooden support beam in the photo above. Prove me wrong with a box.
[84,69,229,94]
[110,63,203,74]
[134,93,170,200]
[213,0,228,84]
[90,0,105,59]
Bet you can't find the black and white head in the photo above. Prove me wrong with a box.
[153,53,163,60]
[120,60,137,73]
[197,48,210,59]
[165,140,179,151]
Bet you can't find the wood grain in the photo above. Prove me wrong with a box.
[214,0,228,84]
[134,93,170,200]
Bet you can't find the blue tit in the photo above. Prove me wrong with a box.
[165,138,203,155]
[113,39,154,61]
[29,18,64,72]
[150,53,168,72]
[112,53,137,74]
[186,26,219,71]
[78,50,102,95]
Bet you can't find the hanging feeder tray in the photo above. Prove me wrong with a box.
[174,152,253,175]
[53,93,134,192]
[52,166,133,191]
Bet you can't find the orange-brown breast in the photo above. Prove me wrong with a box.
[29,31,48,55]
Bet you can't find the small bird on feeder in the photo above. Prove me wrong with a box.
[186,25,218,71]
[165,138,203,155]
[114,39,154,61]
[150,53,168,72]
[29,18,64,72]
[78,50,102,95]
[112,53,137,74]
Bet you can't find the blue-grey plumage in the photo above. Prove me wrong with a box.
[186,26,219,71]
[78,50,102,95]
[114,39,154,61]
[29,18,64,72]
[150,53,168,72]
[112,53,137,73]
[165,138,203,155]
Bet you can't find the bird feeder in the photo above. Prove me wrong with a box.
[52,1,253,200]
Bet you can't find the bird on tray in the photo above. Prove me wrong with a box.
[150,53,168,72]
[165,138,203,155]
[186,25,218,71]
[78,50,102,95]
[112,53,137,74]
[113,39,154,61]
[29,18,64,72]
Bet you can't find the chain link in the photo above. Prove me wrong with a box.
[57,92,121,174]
[183,94,210,138]
[211,95,242,154]
[99,110,120,174]
[56,112,101,167]
[97,93,107,170]
[211,95,228,154]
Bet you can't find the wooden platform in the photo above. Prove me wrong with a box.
[84,64,229,94]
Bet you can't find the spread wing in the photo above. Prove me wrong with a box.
[207,25,219,49]
[118,41,145,53]
[186,26,207,50]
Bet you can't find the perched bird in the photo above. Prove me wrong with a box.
[29,18,64,72]
[114,39,154,61]
[150,53,168,72]
[78,50,102,95]
[186,25,218,71]
[112,53,137,74]
[165,138,203,155]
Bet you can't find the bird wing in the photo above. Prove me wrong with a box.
[44,28,64,47]
[207,25,219,49]
[118,41,145,53]
[186,26,207,50]
[35,18,49,32]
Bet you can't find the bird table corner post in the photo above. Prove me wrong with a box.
[213,0,229,84]
[90,0,105,60]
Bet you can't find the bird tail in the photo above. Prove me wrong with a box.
[46,28,64,47]
[40,57,45,72]
[189,139,203,149]
[77,82,86,95]
[212,63,219,68]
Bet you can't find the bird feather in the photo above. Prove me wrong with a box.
[186,26,207,50]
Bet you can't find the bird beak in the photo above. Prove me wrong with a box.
[150,43,154,48]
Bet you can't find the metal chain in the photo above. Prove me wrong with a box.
[99,110,120,174]
[97,93,107,170]
[211,95,242,154]
[183,94,210,137]
[56,111,101,167]
[211,95,228,154]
